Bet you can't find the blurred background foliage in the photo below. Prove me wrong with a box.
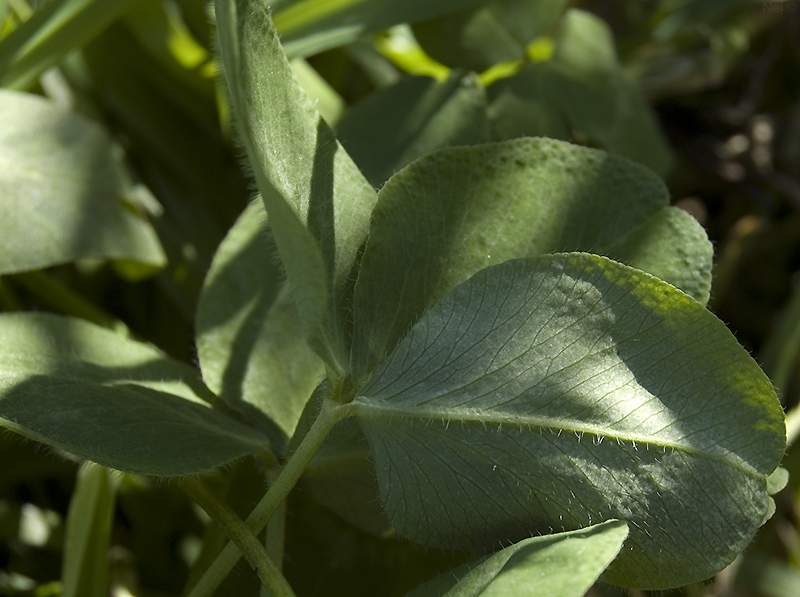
[0,0,799,596]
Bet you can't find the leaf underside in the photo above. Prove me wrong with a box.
[0,313,270,476]
[351,137,712,386]
[353,253,784,589]
[196,200,325,448]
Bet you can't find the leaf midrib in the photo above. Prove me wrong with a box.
[349,399,763,478]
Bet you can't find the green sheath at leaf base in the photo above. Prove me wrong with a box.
[351,253,785,589]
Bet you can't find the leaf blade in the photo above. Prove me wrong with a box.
[353,253,784,588]
[0,90,165,275]
[215,0,377,370]
[407,520,628,597]
[351,138,712,384]
[196,200,325,447]
[0,313,271,476]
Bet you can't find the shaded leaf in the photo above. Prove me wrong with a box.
[0,313,271,476]
[0,90,165,275]
[407,520,628,597]
[196,200,325,447]
[303,418,389,535]
[352,253,785,589]
[351,137,712,385]
[215,0,377,371]
[337,72,489,187]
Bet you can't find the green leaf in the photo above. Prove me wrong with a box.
[412,6,524,73]
[487,10,672,176]
[0,90,165,275]
[196,200,325,447]
[0,0,137,90]
[61,462,118,597]
[351,253,785,589]
[407,520,628,597]
[215,0,377,371]
[303,417,390,535]
[270,0,485,59]
[351,137,712,385]
[767,466,789,495]
[487,65,571,141]
[336,72,489,187]
[412,0,568,72]
[0,313,271,476]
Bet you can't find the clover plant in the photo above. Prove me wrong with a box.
[0,1,787,596]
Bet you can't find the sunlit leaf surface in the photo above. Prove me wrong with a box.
[352,253,785,588]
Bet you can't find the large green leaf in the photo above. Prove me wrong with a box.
[488,9,672,176]
[196,200,325,447]
[0,313,271,476]
[215,0,377,371]
[270,0,485,59]
[351,253,785,589]
[0,0,137,90]
[407,520,628,597]
[351,137,712,385]
[0,90,165,275]
[336,72,489,187]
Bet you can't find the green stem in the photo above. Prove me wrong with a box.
[185,396,350,597]
[181,477,295,597]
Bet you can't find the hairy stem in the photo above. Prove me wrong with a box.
[185,395,350,597]
[181,477,294,596]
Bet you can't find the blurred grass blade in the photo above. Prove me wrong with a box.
[0,0,137,90]
[760,278,800,444]
[61,462,118,597]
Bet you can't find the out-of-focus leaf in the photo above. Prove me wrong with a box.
[488,10,673,176]
[351,137,712,385]
[61,462,118,597]
[737,551,800,597]
[487,64,570,140]
[0,90,165,275]
[413,6,523,73]
[336,71,488,187]
[413,0,569,72]
[196,200,325,447]
[352,253,785,589]
[0,313,271,476]
[270,0,485,59]
[407,521,628,597]
[0,0,136,90]
[215,0,377,371]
